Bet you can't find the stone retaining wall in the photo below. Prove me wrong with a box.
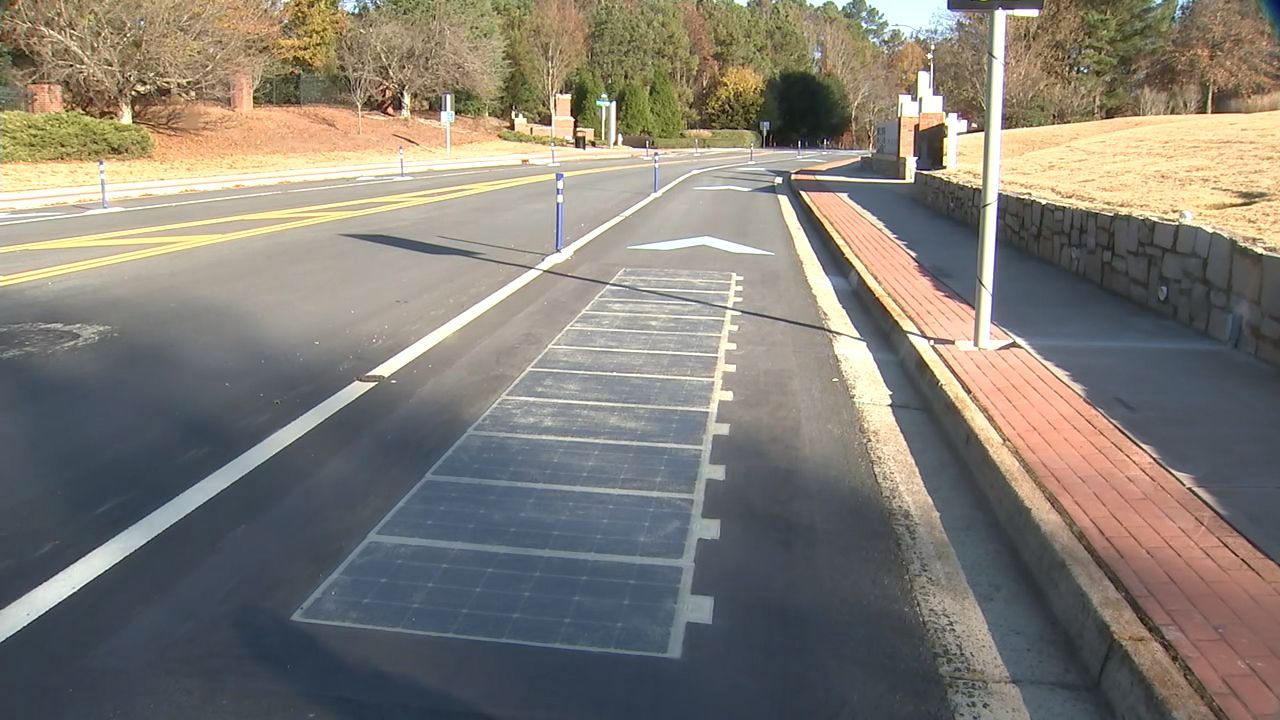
[915,171,1280,366]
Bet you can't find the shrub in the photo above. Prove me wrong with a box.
[0,111,154,162]
[498,129,559,145]
[647,130,760,149]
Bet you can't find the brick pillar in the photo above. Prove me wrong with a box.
[916,112,946,170]
[230,72,254,114]
[26,84,64,114]
[551,93,574,141]
[896,116,917,162]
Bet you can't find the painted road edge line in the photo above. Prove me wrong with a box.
[775,180,1030,719]
[0,155,762,646]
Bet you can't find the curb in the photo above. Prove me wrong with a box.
[790,175,1215,720]
[0,149,643,211]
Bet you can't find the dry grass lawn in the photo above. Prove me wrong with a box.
[946,111,1280,248]
[1,103,540,193]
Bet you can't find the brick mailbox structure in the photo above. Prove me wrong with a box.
[26,84,64,114]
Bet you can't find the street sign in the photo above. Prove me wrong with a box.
[595,94,610,108]
[947,0,1043,10]
[759,120,770,133]
[440,110,455,124]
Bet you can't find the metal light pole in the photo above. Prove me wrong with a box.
[973,8,1007,349]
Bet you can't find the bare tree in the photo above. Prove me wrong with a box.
[526,0,587,117]
[1170,0,1280,113]
[2,0,279,123]
[807,11,881,146]
[337,20,388,134]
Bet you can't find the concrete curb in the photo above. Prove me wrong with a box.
[0,148,643,210]
[790,176,1216,720]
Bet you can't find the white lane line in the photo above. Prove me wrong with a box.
[580,310,728,320]
[469,430,703,450]
[423,475,695,499]
[548,345,719,357]
[0,154,766,646]
[503,396,711,412]
[592,297,708,306]
[563,325,721,337]
[0,169,509,227]
[525,368,715,382]
[620,288,733,295]
[364,535,685,566]
[778,180,1030,719]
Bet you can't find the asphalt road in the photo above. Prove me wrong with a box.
[0,151,1103,719]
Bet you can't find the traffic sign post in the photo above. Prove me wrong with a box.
[98,159,108,209]
[595,94,610,147]
[554,173,565,253]
[549,140,558,167]
[398,146,405,177]
[759,120,770,147]
[948,0,1041,349]
[441,93,454,158]
[652,152,659,194]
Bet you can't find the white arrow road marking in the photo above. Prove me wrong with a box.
[694,185,753,192]
[628,236,774,255]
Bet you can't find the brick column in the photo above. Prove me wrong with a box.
[26,84,64,114]
[551,93,574,141]
[230,72,254,114]
[896,116,917,163]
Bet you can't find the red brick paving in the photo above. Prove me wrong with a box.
[797,174,1280,720]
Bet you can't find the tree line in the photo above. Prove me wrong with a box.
[1,0,1277,144]
[933,0,1280,128]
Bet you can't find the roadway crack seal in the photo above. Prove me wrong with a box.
[788,172,1213,720]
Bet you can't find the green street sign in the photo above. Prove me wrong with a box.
[947,0,1044,10]
[594,95,610,108]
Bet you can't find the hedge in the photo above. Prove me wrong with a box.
[649,129,761,149]
[0,111,153,162]
[498,129,559,145]
[683,129,761,146]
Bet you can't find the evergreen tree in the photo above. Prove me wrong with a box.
[618,81,653,135]
[572,68,606,135]
[650,72,684,136]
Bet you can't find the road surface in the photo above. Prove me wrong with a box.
[0,151,1108,719]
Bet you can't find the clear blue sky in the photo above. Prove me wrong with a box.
[869,0,951,32]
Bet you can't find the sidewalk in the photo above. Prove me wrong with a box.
[0,145,646,210]
[795,165,1280,720]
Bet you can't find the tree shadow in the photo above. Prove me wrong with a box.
[340,233,865,343]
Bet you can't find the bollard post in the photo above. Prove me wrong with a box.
[652,152,660,194]
[694,138,699,157]
[549,140,558,167]
[98,159,108,209]
[554,173,565,253]
[749,143,754,164]
[645,139,651,158]
[398,146,405,177]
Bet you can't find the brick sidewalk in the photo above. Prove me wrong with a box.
[796,173,1280,720]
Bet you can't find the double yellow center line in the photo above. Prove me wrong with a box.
[0,161,654,288]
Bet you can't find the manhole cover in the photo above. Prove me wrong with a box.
[0,322,113,360]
